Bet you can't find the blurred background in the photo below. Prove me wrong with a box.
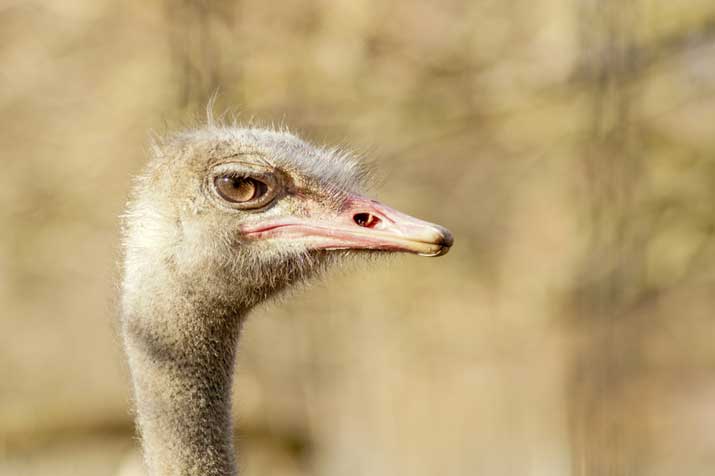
[2,0,715,475]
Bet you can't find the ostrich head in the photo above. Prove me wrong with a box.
[120,124,453,476]
[123,126,452,310]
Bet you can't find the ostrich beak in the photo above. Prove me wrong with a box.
[241,194,453,257]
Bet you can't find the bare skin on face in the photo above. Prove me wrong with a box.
[120,124,453,476]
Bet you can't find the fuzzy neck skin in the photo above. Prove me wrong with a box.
[121,265,248,476]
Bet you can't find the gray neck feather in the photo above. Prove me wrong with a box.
[122,266,247,476]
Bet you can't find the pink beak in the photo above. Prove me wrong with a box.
[241,194,453,257]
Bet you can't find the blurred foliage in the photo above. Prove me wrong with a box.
[1,0,715,475]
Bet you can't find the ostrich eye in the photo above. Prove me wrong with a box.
[209,161,281,210]
[214,176,268,204]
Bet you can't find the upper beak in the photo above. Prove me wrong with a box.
[240,194,453,257]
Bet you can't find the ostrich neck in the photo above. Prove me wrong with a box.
[121,273,247,476]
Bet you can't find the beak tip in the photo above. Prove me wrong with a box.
[419,226,453,257]
[436,226,454,249]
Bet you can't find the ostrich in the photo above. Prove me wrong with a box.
[120,124,453,476]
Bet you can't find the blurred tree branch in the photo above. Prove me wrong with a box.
[566,2,652,475]
[571,14,715,82]
[566,0,715,473]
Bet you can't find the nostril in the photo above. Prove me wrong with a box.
[353,213,380,228]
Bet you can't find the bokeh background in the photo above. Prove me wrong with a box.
[2,1,715,475]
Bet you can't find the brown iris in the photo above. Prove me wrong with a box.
[214,176,268,203]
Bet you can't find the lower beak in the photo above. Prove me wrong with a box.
[241,194,454,257]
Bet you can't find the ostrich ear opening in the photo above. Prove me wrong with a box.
[240,194,454,257]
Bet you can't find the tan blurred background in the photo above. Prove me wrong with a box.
[2,0,715,475]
